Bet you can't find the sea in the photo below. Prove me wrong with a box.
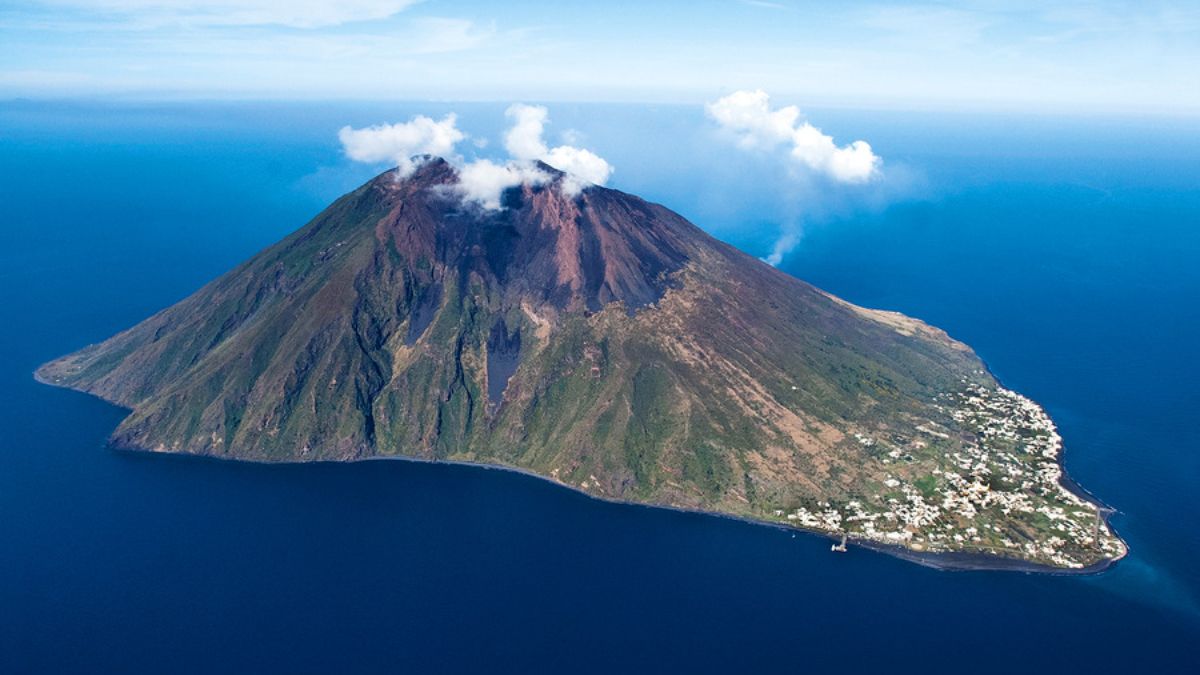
[1,100,1198,673]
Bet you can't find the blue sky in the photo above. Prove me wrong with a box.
[1,1,1197,114]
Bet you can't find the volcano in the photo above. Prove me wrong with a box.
[37,158,1126,570]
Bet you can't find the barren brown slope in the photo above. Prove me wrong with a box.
[37,159,1126,570]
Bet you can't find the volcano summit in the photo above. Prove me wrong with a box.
[37,158,1126,571]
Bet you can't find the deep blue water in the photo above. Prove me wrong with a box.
[2,101,1198,673]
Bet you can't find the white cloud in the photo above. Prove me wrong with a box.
[706,89,799,148]
[455,159,550,210]
[504,103,614,193]
[337,114,465,177]
[504,104,550,160]
[544,146,612,195]
[36,1,418,28]
[707,89,880,183]
[707,89,885,266]
[338,103,614,210]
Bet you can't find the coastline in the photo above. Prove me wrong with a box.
[969,356,1127,568]
[35,367,1125,576]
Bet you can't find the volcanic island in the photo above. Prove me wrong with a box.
[37,158,1127,572]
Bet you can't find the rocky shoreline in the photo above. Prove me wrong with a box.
[36,356,1126,576]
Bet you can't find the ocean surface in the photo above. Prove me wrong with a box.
[2,100,1198,673]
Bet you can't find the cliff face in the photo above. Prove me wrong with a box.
[38,159,1125,569]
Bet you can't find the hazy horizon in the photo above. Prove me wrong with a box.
[2,1,1197,116]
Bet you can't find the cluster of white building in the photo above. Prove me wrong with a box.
[774,380,1126,568]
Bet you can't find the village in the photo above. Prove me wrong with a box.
[775,380,1127,569]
